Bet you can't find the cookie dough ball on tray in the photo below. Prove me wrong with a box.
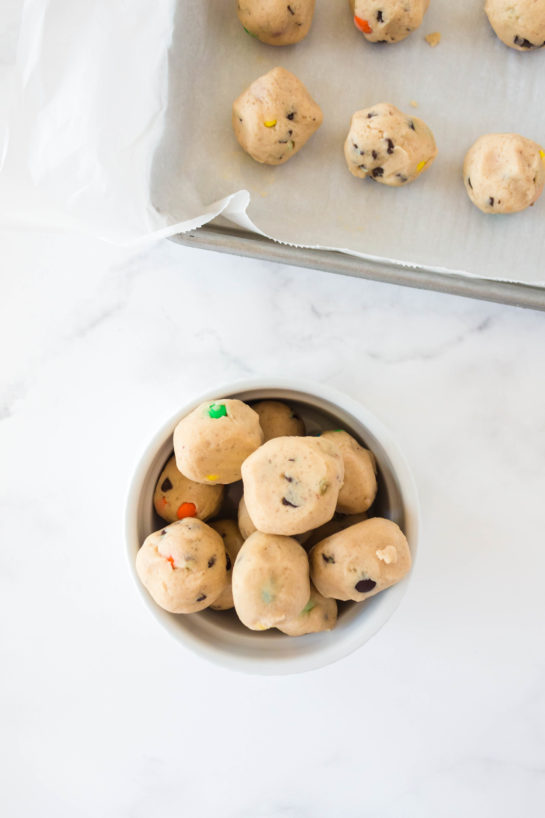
[232,531,311,630]
[344,103,437,186]
[309,517,411,602]
[153,455,224,523]
[237,0,316,46]
[208,519,245,611]
[136,519,228,614]
[463,133,545,214]
[173,399,263,485]
[321,430,377,514]
[253,400,305,441]
[277,584,337,636]
[241,436,344,536]
[350,0,429,43]
[485,0,545,51]
[233,67,323,166]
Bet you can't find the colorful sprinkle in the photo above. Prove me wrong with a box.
[208,402,227,419]
[166,555,175,569]
[354,16,373,35]
[264,120,277,128]
[176,502,197,519]
[243,26,257,38]
[302,599,316,614]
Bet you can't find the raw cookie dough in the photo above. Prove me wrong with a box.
[238,495,258,539]
[344,103,437,186]
[241,436,344,536]
[304,511,369,549]
[320,430,377,514]
[350,0,429,43]
[485,0,545,50]
[463,133,545,214]
[153,455,224,523]
[252,400,305,441]
[309,517,411,602]
[277,584,337,635]
[173,399,263,485]
[233,66,323,165]
[209,519,245,610]
[237,0,316,45]
[136,519,228,614]
[232,531,311,629]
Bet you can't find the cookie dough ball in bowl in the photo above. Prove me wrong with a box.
[253,400,305,441]
[350,0,429,43]
[173,399,263,485]
[277,584,338,635]
[209,519,245,611]
[242,436,344,536]
[344,103,437,186]
[238,494,258,539]
[309,517,411,602]
[233,67,323,166]
[485,0,545,50]
[321,430,377,514]
[463,133,545,214]
[232,531,311,630]
[304,511,369,549]
[153,455,224,523]
[237,0,316,45]
[136,519,228,614]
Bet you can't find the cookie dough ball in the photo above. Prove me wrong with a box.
[136,519,228,614]
[237,0,316,45]
[463,133,545,214]
[350,0,429,43]
[304,511,369,549]
[253,400,305,441]
[344,103,437,186]
[485,0,545,50]
[238,495,258,539]
[233,66,323,166]
[173,399,263,485]
[209,519,245,610]
[232,531,310,629]
[320,431,377,514]
[277,584,337,635]
[309,517,411,602]
[153,455,224,523]
[241,436,344,536]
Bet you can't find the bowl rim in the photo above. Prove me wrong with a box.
[125,377,420,675]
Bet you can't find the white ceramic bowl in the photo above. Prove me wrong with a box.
[125,378,419,675]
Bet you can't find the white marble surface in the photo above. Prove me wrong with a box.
[1,224,545,816]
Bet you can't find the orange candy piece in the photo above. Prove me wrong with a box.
[166,555,175,569]
[176,502,197,519]
[354,16,372,34]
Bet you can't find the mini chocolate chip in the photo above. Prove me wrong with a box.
[288,458,296,462]
[372,167,384,178]
[376,39,388,43]
[278,139,289,144]
[514,35,534,48]
[409,120,416,131]
[377,10,383,22]
[161,477,173,492]
[208,555,216,568]
[282,497,299,507]
[161,529,167,536]
[282,474,293,482]
[288,129,293,136]
[287,4,295,14]
[355,578,377,593]
[226,555,232,571]
[322,554,335,564]
[386,138,394,154]
[291,412,300,419]
[372,150,378,160]
[287,112,295,120]
[196,593,207,602]
[467,177,473,189]
[367,112,377,118]
[358,164,367,170]
[396,173,408,183]
[353,142,359,149]
[489,197,495,207]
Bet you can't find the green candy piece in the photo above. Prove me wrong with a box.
[208,402,227,419]
[302,599,316,615]
[243,26,257,38]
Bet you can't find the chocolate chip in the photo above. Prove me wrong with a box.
[353,142,359,150]
[358,164,367,170]
[288,458,296,462]
[372,167,384,178]
[367,112,377,118]
[377,10,383,22]
[372,150,378,160]
[287,112,295,120]
[489,197,495,207]
[514,35,535,48]
[386,138,394,154]
[196,593,207,602]
[322,554,335,564]
[288,130,293,136]
[408,120,416,131]
[282,474,293,482]
[355,578,376,593]
[161,529,167,536]
[396,173,408,183]
[282,497,299,507]
[287,4,295,14]
[467,177,473,189]
[226,555,232,571]
[208,555,216,568]
[160,477,173,492]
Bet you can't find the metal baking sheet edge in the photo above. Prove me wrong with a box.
[170,225,545,312]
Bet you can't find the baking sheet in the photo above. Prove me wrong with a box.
[153,0,545,284]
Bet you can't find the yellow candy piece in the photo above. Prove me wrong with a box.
[540,150,545,162]
[264,120,277,128]
[205,474,219,481]
[416,159,429,173]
